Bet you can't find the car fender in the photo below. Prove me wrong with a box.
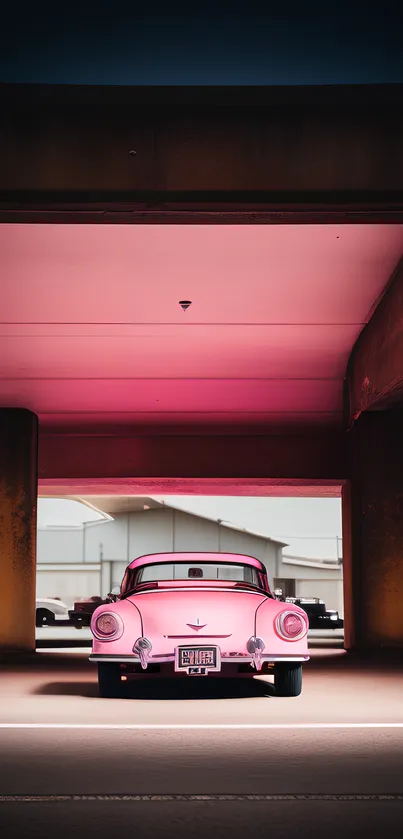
[255,598,309,655]
[90,599,143,655]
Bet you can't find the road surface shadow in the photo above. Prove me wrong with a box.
[2,801,403,839]
[33,677,275,700]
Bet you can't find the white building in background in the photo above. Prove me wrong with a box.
[36,497,343,615]
[274,556,343,617]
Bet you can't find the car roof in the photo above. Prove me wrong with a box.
[127,552,266,572]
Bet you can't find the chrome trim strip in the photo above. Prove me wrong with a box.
[89,654,310,663]
[90,655,142,663]
[164,634,232,639]
[152,653,176,659]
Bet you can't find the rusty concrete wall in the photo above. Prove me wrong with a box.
[347,260,403,426]
[345,411,403,648]
[0,409,38,651]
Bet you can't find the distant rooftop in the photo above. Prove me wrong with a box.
[38,495,287,548]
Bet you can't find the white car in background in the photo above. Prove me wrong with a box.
[35,598,69,627]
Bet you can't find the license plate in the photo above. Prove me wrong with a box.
[175,646,221,673]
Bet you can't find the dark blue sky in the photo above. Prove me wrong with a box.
[2,2,403,85]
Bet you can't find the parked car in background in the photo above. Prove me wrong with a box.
[68,590,120,627]
[274,591,344,629]
[89,552,310,699]
[35,597,69,627]
[69,596,106,628]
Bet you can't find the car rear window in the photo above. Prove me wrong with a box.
[120,561,263,595]
[138,562,259,584]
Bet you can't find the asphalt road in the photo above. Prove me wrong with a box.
[1,799,403,839]
[1,641,403,837]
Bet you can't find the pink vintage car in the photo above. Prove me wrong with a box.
[89,552,310,698]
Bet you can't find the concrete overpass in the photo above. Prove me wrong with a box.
[1,83,403,654]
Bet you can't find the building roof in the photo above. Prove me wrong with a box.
[71,495,287,548]
[282,555,341,570]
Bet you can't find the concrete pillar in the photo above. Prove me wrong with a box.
[342,411,403,651]
[0,409,38,652]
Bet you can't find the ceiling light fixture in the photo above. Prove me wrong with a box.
[179,300,192,311]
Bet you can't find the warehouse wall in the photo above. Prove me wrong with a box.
[274,556,343,615]
[279,559,342,580]
[38,509,281,565]
[219,527,279,580]
[173,510,218,553]
[296,579,344,616]
[129,508,175,557]
[84,515,128,562]
[37,528,84,563]
[37,508,332,607]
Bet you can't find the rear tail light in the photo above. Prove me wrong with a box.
[275,610,308,641]
[92,612,123,641]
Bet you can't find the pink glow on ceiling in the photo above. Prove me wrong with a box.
[2,224,403,324]
[1,378,342,413]
[1,223,403,427]
[0,324,361,379]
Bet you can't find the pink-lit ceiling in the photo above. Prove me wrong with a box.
[2,223,403,428]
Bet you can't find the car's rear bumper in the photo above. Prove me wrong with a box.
[89,653,310,664]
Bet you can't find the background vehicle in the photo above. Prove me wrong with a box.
[68,590,119,627]
[274,591,344,629]
[68,596,105,628]
[35,597,69,627]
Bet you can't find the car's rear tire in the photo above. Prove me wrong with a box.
[274,663,303,697]
[97,662,122,698]
[35,608,54,627]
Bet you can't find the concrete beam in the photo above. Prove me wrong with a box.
[346,259,403,426]
[38,430,347,483]
[39,479,343,498]
[1,84,403,221]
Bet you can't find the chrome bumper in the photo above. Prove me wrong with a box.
[89,653,310,664]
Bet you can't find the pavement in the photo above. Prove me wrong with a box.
[1,633,402,837]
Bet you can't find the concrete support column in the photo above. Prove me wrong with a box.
[0,409,38,652]
[342,411,403,651]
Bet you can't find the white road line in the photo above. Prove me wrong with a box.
[1,723,403,730]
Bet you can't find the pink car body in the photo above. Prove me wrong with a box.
[90,552,310,697]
